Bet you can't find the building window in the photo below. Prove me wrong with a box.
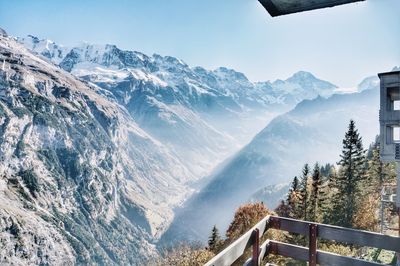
[394,100,400,110]
[393,126,400,142]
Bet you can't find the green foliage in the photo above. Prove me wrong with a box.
[286,176,301,218]
[19,168,40,196]
[330,119,366,227]
[367,147,396,190]
[298,164,310,220]
[208,225,222,253]
[308,163,322,222]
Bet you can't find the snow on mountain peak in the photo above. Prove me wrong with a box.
[287,70,316,81]
[213,67,249,82]
[17,35,68,64]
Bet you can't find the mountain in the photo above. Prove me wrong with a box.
[255,71,337,106]
[249,183,290,209]
[3,33,343,264]
[0,32,200,265]
[17,35,69,65]
[17,35,340,178]
[162,79,379,244]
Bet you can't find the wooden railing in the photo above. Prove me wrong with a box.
[205,215,400,266]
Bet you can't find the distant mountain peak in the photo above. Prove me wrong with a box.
[213,67,249,81]
[286,71,317,82]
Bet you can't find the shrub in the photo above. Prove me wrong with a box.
[153,244,214,266]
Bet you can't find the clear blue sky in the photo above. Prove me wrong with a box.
[0,0,399,87]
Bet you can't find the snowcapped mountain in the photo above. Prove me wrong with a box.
[0,32,200,265]
[17,35,69,65]
[163,78,379,244]
[255,71,337,106]
[3,33,348,264]
[18,35,340,178]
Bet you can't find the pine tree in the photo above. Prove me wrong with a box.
[320,167,336,224]
[287,176,301,218]
[299,164,310,220]
[308,162,322,222]
[275,200,291,218]
[208,225,222,252]
[331,120,366,227]
[367,147,396,190]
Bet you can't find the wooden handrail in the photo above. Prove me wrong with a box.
[265,240,385,266]
[268,216,400,252]
[205,216,400,266]
[204,215,270,266]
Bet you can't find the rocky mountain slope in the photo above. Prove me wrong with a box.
[0,32,199,265]
[0,32,350,264]
[162,78,379,244]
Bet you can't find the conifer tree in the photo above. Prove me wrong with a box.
[287,176,301,218]
[208,225,222,253]
[299,164,310,220]
[331,120,366,227]
[367,147,396,190]
[309,162,322,222]
[275,200,290,218]
[320,167,336,224]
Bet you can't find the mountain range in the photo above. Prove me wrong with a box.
[162,76,380,244]
[0,30,382,264]
[16,35,341,178]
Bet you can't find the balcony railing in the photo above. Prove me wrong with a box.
[205,215,400,266]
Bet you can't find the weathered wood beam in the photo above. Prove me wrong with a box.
[269,216,400,252]
[267,240,386,266]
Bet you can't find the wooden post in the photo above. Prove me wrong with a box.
[309,224,317,266]
[252,228,260,266]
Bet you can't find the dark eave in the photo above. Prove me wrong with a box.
[258,0,365,17]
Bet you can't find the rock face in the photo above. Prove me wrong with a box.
[0,28,7,37]
[0,34,194,265]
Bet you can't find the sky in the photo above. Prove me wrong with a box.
[0,0,399,87]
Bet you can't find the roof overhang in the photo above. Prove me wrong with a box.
[258,0,365,17]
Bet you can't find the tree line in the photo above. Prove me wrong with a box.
[275,119,396,230]
[154,120,397,265]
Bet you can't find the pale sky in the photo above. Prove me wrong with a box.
[0,0,399,87]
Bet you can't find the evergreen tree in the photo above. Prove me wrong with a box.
[331,120,366,227]
[320,167,336,224]
[208,225,222,252]
[308,162,322,222]
[275,200,290,218]
[320,163,333,177]
[367,147,396,190]
[299,164,310,220]
[287,176,301,218]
